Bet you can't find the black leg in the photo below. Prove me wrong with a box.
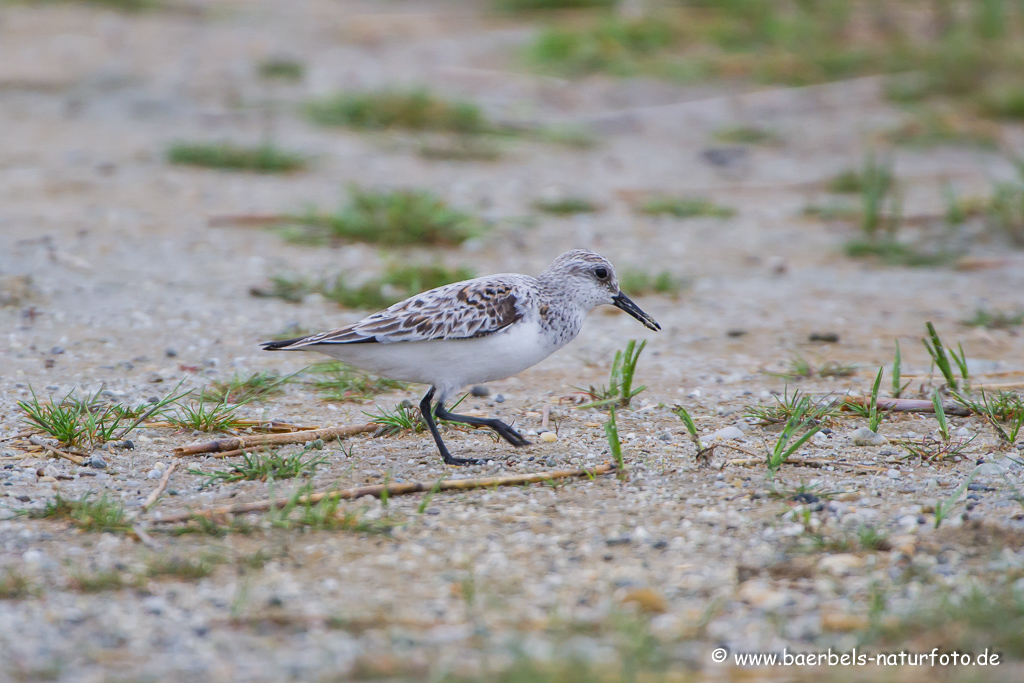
[434,403,531,448]
[419,388,484,467]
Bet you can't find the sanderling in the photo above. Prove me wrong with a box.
[262,249,661,465]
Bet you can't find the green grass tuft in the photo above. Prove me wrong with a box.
[987,181,1024,247]
[308,362,407,402]
[576,339,648,409]
[802,202,859,222]
[495,0,613,12]
[746,388,840,425]
[528,16,677,77]
[204,370,296,404]
[367,402,426,435]
[766,397,824,472]
[882,109,1000,149]
[289,186,482,247]
[766,355,856,381]
[605,406,624,479]
[166,392,247,432]
[166,515,256,538]
[188,442,329,486]
[826,168,864,194]
[417,137,502,162]
[843,238,958,267]
[261,263,475,310]
[922,322,969,392]
[146,553,223,581]
[35,0,158,10]
[167,142,306,173]
[619,270,685,298]
[536,124,598,149]
[713,125,778,146]
[873,586,1024,659]
[953,389,1024,444]
[18,387,122,449]
[257,57,304,81]
[367,397,468,436]
[960,307,1024,329]
[305,89,486,134]
[267,485,395,534]
[533,197,599,215]
[69,568,129,593]
[0,567,34,600]
[519,1,1024,120]
[637,196,734,219]
[31,493,130,533]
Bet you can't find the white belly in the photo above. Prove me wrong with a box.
[312,321,560,399]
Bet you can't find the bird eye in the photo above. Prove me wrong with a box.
[594,267,608,279]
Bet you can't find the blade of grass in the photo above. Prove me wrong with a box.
[933,389,950,442]
[923,322,958,390]
[605,406,625,480]
[869,367,884,432]
[892,339,911,399]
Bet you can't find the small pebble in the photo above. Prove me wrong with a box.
[539,431,558,443]
[86,454,108,469]
[851,427,888,446]
[708,426,744,442]
[470,385,489,397]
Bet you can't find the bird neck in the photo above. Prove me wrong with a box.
[535,275,588,347]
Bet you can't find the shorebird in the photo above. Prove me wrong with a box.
[262,249,661,465]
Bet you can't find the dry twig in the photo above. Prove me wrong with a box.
[724,456,886,472]
[0,431,32,443]
[173,423,376,457]
[29,436,85,466]
[153,463,616,524]
[131,525,160,550]
[842,397,971,417]
[141,462,178,512]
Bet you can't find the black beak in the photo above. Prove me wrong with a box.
[611,292,661,331]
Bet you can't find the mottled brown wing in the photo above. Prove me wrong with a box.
[262,277,526,349]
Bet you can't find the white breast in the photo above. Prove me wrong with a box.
[312,320,561,400]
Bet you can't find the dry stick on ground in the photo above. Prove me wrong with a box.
[712,442,760,458]
[173,423,377,457]
[0,431,33,443]
[43,447,85,466]
[724,457,886,472]
[28,436,85,466]
[202,447,263,460]
[150,420,317,433]
[141,461,178,512]
[131,525,160,550]
[153,463,616,525]
[841,397,971,417]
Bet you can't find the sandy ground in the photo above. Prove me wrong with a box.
[2,1,1024,681]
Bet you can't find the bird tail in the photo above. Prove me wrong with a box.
[260,337,308,351]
